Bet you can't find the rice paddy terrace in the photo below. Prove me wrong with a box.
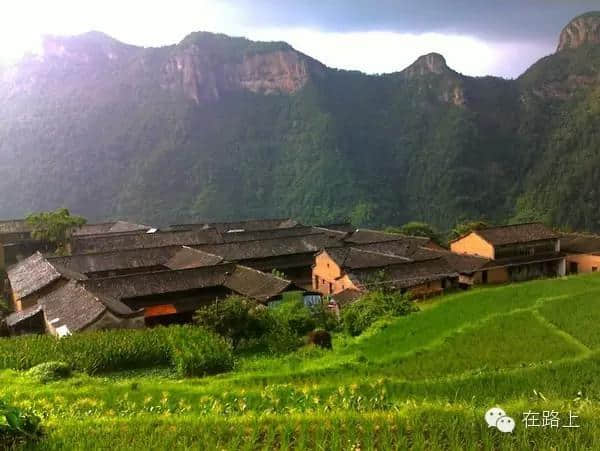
[4,273,600,449]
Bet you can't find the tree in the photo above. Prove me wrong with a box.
[194,296,272,349]
[450,220,490,241]
[25,208,86,255]
[350,201,375,227]
[385,221,440,243]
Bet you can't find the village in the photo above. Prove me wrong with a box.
[1,216,599,337]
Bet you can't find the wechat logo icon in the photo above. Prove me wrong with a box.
[485,407,515,433]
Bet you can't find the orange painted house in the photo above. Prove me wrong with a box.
[561,233,600,274]
[312,246,458,300]
[450,223,566,284]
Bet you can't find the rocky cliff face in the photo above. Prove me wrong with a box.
[557,12,600,51]
[162,44,322,103]
[403,53,449,77]
[402,53,465,106]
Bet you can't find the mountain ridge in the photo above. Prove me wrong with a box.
[1,13,600,230]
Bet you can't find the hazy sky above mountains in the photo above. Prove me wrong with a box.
[0,0,597,78]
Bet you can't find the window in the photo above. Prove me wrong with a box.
[314,276,319,288]
[328,282,333,293]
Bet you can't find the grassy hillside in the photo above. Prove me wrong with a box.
[4,274,600,449]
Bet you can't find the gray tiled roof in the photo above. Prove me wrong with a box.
[71,229,222,254]
[49,246,180,274]
[473,223,559,246]
[561,233,600,254]
[41,280,141,332]
[7,252,62,299]
[164,247,224,270]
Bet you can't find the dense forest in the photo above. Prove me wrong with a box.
[1,13,600,231]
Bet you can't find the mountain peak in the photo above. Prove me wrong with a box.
[557,11,600,52]
[403,53,449,77]
[41,31,134,62]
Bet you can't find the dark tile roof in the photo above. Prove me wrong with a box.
[71,229,222,254]
[41,280,141,333]
[72,221,152,237]
[324,248,410,270]
[349,258,458,291]
[5,304,43,328]
[345,239,427,259]
[219,226,322,243]
[223,265,292,302]
[482,252,565,269]
[344,229,417,245]
[196,234,344,261]
[83,262,292,304]
[82,264,235,300]
[171,218,301,233]
[331,288,363,306]
[164,247,224,270]
[415,248,490,274]
[7,252,62,299]
[472,223,559,246]
[49,247,180,274]
[0,219,31,234]
[107,221,152,234]
[314,223,356,233]
[561,233,600,254]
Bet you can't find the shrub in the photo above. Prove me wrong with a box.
[271,299,316,336]
[0,399,43,448]
[307,329,332,349]
[26,361,71,383]
[168,326,234,377]
[263,320,302,354]
[342,291,418,336]
[310,302,340,332]
[194,296,272,348]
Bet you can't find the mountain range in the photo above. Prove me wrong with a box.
[1,12,600,231]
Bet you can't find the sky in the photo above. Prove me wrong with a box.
[0,0,598,78]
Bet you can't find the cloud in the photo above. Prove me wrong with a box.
[0,0,594,77]
[225,0,597,41]
[242,27,554,78]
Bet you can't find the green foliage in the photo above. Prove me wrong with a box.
[167,326,234,377]
[195,295,339,354]
[270,268,287,279]
[194,296,272,349]
[450,220,489,240]
[0,399,43,449]
[342,290,418,336]
[386,221,440,243]
[26,208,86,255]
[26,361,71,383]
[349,201,376,227]
[270,298,316,336]
[0,326,236,377]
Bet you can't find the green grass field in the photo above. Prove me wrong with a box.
[5,274,600,449]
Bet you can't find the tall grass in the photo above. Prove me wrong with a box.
[0,326,232,375]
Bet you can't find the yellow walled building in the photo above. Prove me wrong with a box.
[561,233,600,274]
[450,223,566,285]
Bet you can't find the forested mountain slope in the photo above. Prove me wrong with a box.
[1,13,600,230]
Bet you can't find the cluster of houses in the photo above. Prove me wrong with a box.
[1,217,600,337]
